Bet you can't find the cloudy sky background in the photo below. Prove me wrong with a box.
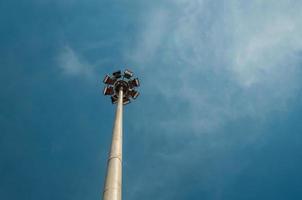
[1,0,302,199]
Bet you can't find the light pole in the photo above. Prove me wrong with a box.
[102,70,140,200]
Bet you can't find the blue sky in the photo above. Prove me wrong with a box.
[1,0,302,199]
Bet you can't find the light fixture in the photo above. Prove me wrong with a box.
[111,95,118,104]
[128,78,140,89]
[129,90,139,99]
[103,75,116,85]
[103,86,114,96]
[103,69,140,105]
[123,97,131,105]
[112,70,122,79]
[123,69,133,79]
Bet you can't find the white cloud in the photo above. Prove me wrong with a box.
[128,0,302,131]
[129,8,170,64]
[58,46,95,80]
[126,3,302,196]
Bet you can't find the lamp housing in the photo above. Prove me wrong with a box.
[123,69,133,79]
[103,75,116,85]
[112,70,122,79]
[128,78,140,88]
[103,86,114,95]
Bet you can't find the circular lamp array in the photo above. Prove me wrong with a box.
[103,69,140,105]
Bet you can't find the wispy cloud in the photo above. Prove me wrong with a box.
[128,0,302,131]
[123,1,302,199]
[57,46,95,80]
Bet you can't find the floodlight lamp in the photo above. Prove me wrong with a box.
[128,78,140,88]
[123,97,131,105]
[103,75,116,85]
[103,86,114,96]
[112,70,122,79]
[123,69,133,79]
[129,90,139,99]
[111,95,118,104]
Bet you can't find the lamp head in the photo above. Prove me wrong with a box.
[103,69,140,105]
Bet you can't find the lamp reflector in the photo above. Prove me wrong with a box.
[103,86,114,95]
[123,69,133,79]
[123,97,131,105]
[129,90,139,99]
[111,95,118,104]
[103,75,116,85]
[112,70,122,79]
[128,78,140,88]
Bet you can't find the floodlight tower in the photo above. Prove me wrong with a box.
[102,69,140,200]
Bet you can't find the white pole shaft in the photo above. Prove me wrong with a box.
[103,89,123,200]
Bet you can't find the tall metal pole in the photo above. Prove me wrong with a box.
[103,88,123,200]
[102,69,140,200]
